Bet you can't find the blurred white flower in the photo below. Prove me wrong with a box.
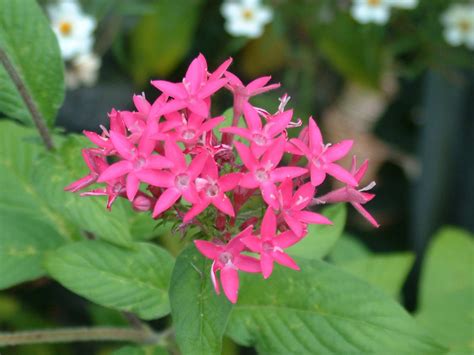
[387,0,418,9]
[441,4,474,50]
[65,52,101,89]
[351,0,391,25]
[221,0,273,38]
[48,0,96,60]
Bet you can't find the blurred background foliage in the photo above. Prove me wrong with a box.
[1,0,473,354]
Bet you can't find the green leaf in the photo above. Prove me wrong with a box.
[419,227,474,308]
[287,204,347,259]
[226,258,445,354]
[130,0,203,84]
[328,233,370,263]
[113,345,169,355]
[338,252,415,298]
[45,240,174,320]
[0,210,64,290]
[169,245,233,355]
[0,0,64,127]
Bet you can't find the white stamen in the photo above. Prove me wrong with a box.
[359,181,376,192]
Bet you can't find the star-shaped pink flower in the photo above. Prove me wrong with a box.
[317,156,379,227]
[194,226,261,303]
[290,117,357,187]
[235,137,307,209]
[242,208,300,279]
[165,111,224,146]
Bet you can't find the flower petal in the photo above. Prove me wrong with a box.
[272,250,300,270]
[98,161,132,182]
[110,131,136,160]
[152,188,181,217]
[194,240,222,259]
[219,172,241,192]
[234,141,258,170]
[212,193,235,217]
[326,163,358,186]
[261,208,277,239]
[260,181,279,209]
[270,166,307,182]
[261,252,274,279]
[126,173,140,201]
[243,102,262,131]
[221,267,239,303]
[235,255,261,273]
[308,117,323,154]
[324,140,353,162]
[151,80,187,99]
[296,211,333,225]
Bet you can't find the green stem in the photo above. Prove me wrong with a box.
[0,47,55,151]
[0,326,166,347]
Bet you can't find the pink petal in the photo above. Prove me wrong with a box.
[182,185,200,204]
[296,211,333,225]
[153,99,188,117]
[198,78,228,99]
[152,188,181,217]
[239,173,259,189]
[188,98,210,117]
[126,173,140,201]
[308,118,323,154]
[292,182,315,210]
[354,159,369,183]
[188,152,208,179]
[110,131,136,160]
[261,252,274,279]
[219,173,241,192]
[64,174,96,192]
[98,161,132,182]
[165,140,186,171]
[184,200,210,222]
[211,261,220,295]
[194,240,222,259]
[310,164,326,187]
[289,138,310,156]
[133,94,151,114]
[220,126,253,140]
[241,235,262,253]
[83,130,110,148]
[326,163,358,186]
[272,250,300,270]
[235,255,261,273]
[201,156,218,180]
[185,56,205,94]
[246,76,272,91]
[260,182,279,209]
[221,267,239,303]
[261,208,277,239]
[278,178,293,207]
[135,170,174,188]
[212,193,235,217]
[243,102,262,131]
[261,137,285,169]
[351,202,380,228]
[224,71,244,88]
[251,83,281,96]
[200,115,225,133]
[147,155,173,169]
[151,80,187,99]
[283,213,304,238]
[270,167,307,182]
[209,57,233,81]
[234,141,258,170]
[80,188,107,197]
[138,135,156,157]
[324,140,353,162]
[266,109,293,137]
[274,231,301,249]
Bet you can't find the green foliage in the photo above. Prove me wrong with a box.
[328,233,370,263]
[44,240,174,320]
[113,345,169,355]
[226,258,445,354]
[287,203,347,259]
[416,227,474,353]
[130,0,203,84]
[0,0,64,127]
[169,245,233,355]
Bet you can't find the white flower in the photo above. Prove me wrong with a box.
[441,4,474,50]
[65,52,101,89]
[48,0,96,60]
[351,0,391,25]
[221,0,273,38]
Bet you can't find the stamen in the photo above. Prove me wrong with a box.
[359,181,376,192]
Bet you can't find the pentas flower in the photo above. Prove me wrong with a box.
[290,117,357,187]
[317,157,379,228]
[97,131,172,201]
[152,54,230,117]
[242,209,300,279]
[276,179,332,237]
[221,102,292,156]
[66,54,380,303]
[194,226,261,303]
[235,137,307,209]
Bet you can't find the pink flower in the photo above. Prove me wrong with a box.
[277,179,332,237]
[136,140,208,218]
[64,149,104,192]
[235,137,307,209]
[221,102,292,156]
[194,226,261,303]
[165,111,224,146]
[184,158,241,222]
[83,109,126,155]
[151,54,229,117]
[97,131,172,201]
[242,209,300,279]
[290,117,357,187]
[225,71,280,117]
[317,157,379,227]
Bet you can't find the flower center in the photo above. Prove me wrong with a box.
[262,241,274,252]
[367,0,381,6]
[206,184,219,198]
[459,20,471,32]
[59,21,73,35]
[175,173,190,189]
[182,129,196,140]
[219,252,233,265]
[242,9,254,20]
[253,133,267,146]
[255,168,269,182]
[112,182,123,194]
[133,156,146,170]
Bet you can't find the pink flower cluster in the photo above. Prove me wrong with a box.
[66,54,379,303]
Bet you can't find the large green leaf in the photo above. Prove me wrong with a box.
[287,204,347,259]
[328,233,370,263]
[339,252,415,298]
[0,209,64,290]
[226,258,445,354]
[169,245,233,355]
[130,0,203,84]
[0,0,64,127]
[113,345,169,355]
[45,240,174,320]
[419,227,474,308]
